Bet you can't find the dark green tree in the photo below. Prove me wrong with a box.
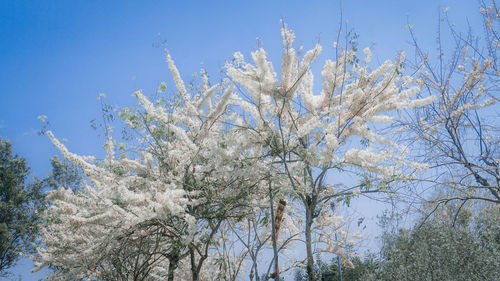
[0,138,45,276]
[294,202,500,281]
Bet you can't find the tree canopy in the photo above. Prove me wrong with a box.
[0,138,45,276]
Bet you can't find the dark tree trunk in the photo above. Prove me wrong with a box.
[305,200,314,281]
[167,255,179,281]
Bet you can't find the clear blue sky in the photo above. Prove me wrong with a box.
[0,0,480,279]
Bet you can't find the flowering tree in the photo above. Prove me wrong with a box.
[225,24,434,280]
[404,1,499,208]
[35,24,435,280]
[33,53,261,280]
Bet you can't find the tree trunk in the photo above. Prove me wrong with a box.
[189,247,197,281]
[305,203,314,281]
[253,256,259,281]
[167,256,179,281]
[190,246,205,281]
[190,245,210,281]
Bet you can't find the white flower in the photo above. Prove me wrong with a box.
[363,47,372,63]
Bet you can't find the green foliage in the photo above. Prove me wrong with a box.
[46,156,84,192]
[378,204,500,281]
[294,203,500,281]
[294,254,379,281]
[0,138,45,276]
[0,143,83,277]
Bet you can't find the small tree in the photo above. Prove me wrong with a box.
[226,24,434,280]
[34,53,261,280]
[405,1,500,206]
[0,138,44,276]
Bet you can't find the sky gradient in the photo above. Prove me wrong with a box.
[0,0,481,279]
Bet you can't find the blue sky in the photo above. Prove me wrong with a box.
[0,0,481,279]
